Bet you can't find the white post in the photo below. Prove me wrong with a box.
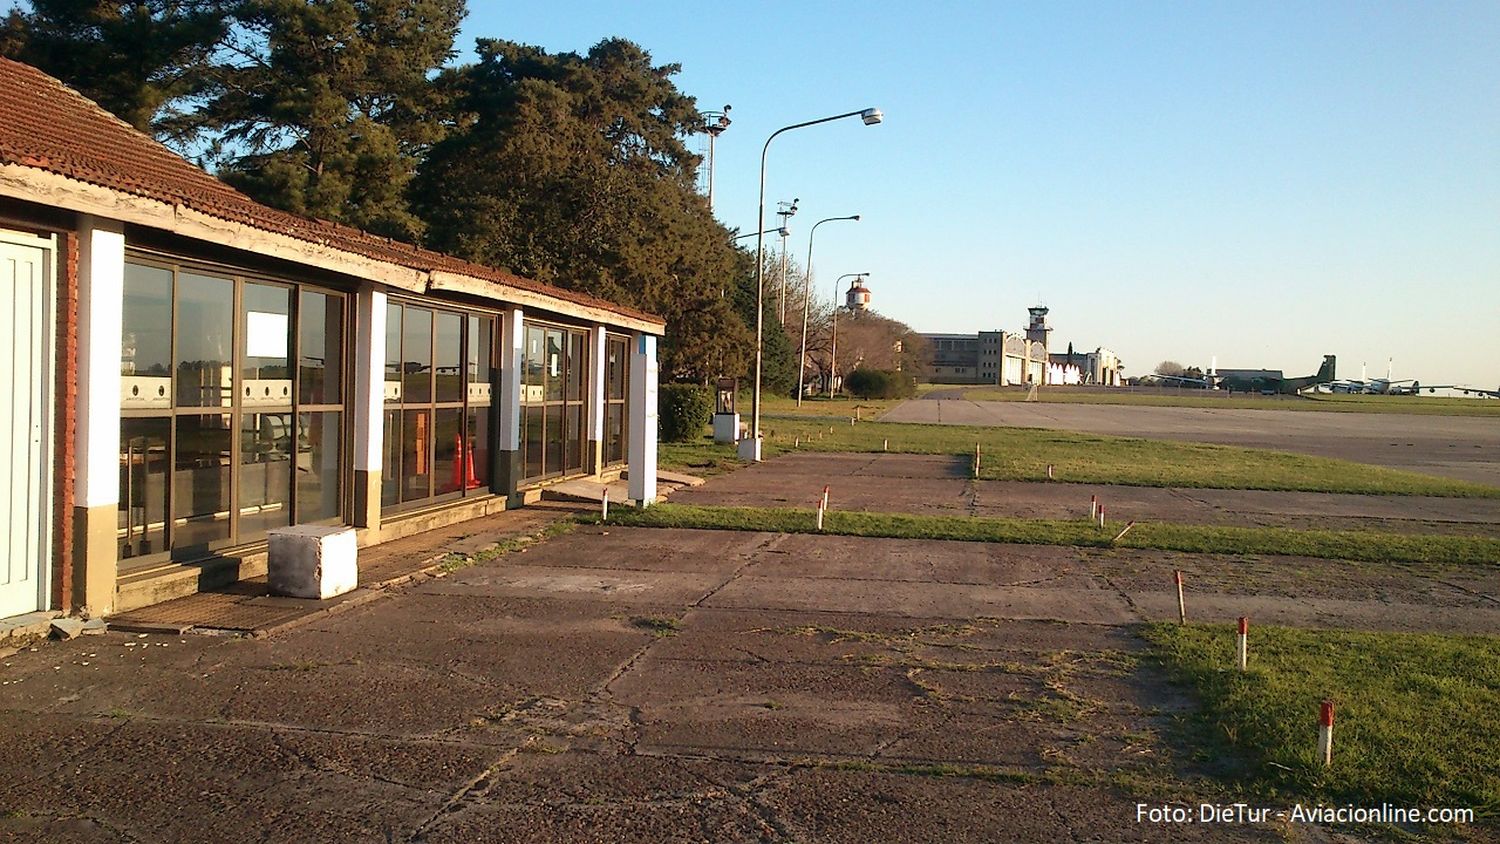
[589,324,606,470]
[352,288,386,528]
[1236,617,1249,671]
[75,216,125,614]
[1318,701,1334,765]
[628,333,658,505]
[499,308,524,453]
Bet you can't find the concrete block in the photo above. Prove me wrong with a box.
[712,412,741,444]
[50,618,83,640]
[267,525,358,600]
[80,618,108,635]
[736,436,762,462]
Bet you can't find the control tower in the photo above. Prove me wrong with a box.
[1026,306,1051,350]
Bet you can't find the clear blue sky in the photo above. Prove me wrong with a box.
[461,1,1500,387]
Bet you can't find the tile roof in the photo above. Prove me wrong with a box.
[0,57,661,327]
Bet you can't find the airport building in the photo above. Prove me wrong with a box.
[0,59,665,621]
[922,307,1123,387]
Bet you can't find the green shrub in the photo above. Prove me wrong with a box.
[658,384,713,442]
[845,368,916,399]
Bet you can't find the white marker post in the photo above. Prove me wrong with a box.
[816,501,825,531]
[1175,570,1187,624]
[1236,616,1248,671]
[1318,700,1334,765]
[1090,495,1098,520]
[1098,505,1106,528]
[602,488,609,522]
[1047,464,1054,480]
[974,443,981,478]
[822,485,830,511]
[882,438,888,452]
[795,437,800,447]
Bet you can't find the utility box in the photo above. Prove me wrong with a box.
[712,377,740,444]
[267,525,358,600]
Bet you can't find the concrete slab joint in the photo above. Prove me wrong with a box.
[268,526,358,600]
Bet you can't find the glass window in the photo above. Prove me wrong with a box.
[566,331,585,402]
[241,283,292,408]
[239,411,292,538]
[173,413,233,551]
[380,410,401,508]
[300,291,343,405]
[384,302,403,403]
[467,316,492,406]
[544,330,564,402]
[525,326,545,398]
[118,417,170,560]
[176,273,234,408]
[434,312,463,403]
[298,411,342,522]
[400,409,432,503]
[433,408,464,496]
[524,406,544,480]
[121,264,173,407]
[402,307,433,405]
[606,338,626,401]
[466,407,490,491]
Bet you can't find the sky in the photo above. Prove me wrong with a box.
[460,1,1500,388]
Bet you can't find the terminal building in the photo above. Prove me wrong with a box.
[922,307,1123,387]
[0,58,665,622]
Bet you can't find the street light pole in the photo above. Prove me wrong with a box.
[830,272,869,397]
[745,107,884,461]
[797,215,860,407]
[775,199,798,324]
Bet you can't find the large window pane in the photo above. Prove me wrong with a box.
[606,337,626,401]
[433,408,464,496]
[466,407,490,492]
[524,326,545,402]
[544,330,564,402]
[121,263,173,409]
[384,303,403,403]
[239,412,292,538]
[381,410,401,507]
[173,414,232,550]
[241,283,292,409]
[435,312,463,403]
[176,273,234,408]
[298,411,342,522]
[300,291,343,405]
[605,404,624,466]
[566,332,585,402]
[544,405,562,477]
[468,316,492,405]
[401,409,432,502]
[119,417,170,560]
[402,307,433,405]
[524,406,544,479]
[564,404,584,473]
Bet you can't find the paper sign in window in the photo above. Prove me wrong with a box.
[246,311,289,358]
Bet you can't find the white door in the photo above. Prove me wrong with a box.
[0,233,52,618]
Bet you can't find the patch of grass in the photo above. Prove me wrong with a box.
[660,415,1499,498]
[585,503,1500,566]
[1141,622,1500,816]
[438,521,576,573]
[630,615,681,637]
[955,387,1500,417]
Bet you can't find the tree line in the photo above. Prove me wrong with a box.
[2,0,918,391]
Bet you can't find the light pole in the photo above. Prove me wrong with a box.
[745,107,883,462]
[775,198,799,323]
[829,272,868,397]
[700,106,731,211]
[797,214,860,406]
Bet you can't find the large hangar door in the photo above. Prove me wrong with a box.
[0,231,54,618]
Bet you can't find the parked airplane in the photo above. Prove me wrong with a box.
[1214,355,1337,395]
[1459,385,1500,399]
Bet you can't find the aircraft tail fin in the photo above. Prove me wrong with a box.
[1319,355,1336,382]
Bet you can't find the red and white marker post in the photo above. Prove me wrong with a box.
[821,485,830,511]
[1236,617,1249,670]
[601,488,609,522]
[815,500,825,531]
[1318,700,1335,765]
[1175,570,1187,624]
[1098,505,1106,528]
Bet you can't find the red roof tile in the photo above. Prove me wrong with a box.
[0,57,661,327]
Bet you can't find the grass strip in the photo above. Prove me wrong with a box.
[955,388,1500,417]
[583,503,1500,566]
[1141,622,1500,816]
[661,419,1500,498]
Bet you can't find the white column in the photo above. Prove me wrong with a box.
[627,332,658,505]
[589,324,606,444]
[353,288,387,474]
[75,215,125,613]
[498,308,524,453]
[351,287,386,529]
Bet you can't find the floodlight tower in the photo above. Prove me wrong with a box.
[700,105,731,211]
[774,198,799,322]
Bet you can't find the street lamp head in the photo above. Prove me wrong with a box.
[851,214,861,222]
[861,108,884,125]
